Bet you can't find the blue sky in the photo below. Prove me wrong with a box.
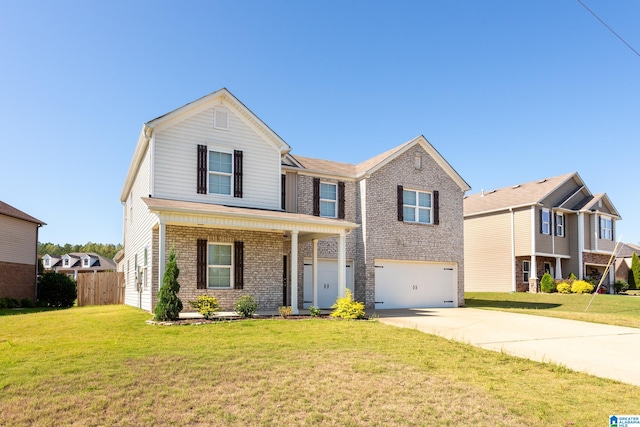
[1,0,639,246]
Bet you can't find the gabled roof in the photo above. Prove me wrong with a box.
[0,201,45,225]
[464,172,579,216]
[578,193,621,218]
[289,136,470,192]
[617,243,640,258]
[121,88,291,201]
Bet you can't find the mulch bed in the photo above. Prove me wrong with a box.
[146,314,333,326]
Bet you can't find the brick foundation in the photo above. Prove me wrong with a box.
[0,260,36,300]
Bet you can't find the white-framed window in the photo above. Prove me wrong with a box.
[523,261,530,282]
[403,189,432,224]
[555,213,565,237]
[541,208,551,235]
[44,258,50,267]
[208,243,233,289]
[600,216,613,240]
[213,108,229,130]
[83,258,89,267]
[320,182,337,218]
[208,150,233,195]
[144,247,148,266]
[64,258,70,267]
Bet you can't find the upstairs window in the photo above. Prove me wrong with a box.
[403,189,432,224]
[555,213,565,237]
[600,216,613,240]
[320,182,337,218]
[540,208,551,235]
[208,151,232,195]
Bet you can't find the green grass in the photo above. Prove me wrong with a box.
[0,307,59,316]
[1,305,638,426]
[465,292,640,328]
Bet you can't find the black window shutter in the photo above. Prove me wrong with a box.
[197,145,207,194]
[234,241,244,289]
[338,181,345,219]
[553,213,558,236]
[281,174,286,210]
[397,185,404,221]
[197,239,207,289]
[540,209,543,234]
[433,190,439,225]
[313,178,320,216]
[598,215,601,239]
[233,150,243,198]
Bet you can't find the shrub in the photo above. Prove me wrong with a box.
[571,280,594,294]
[330,289,365,319]
[189,295,220,319]
[278,306,293,318]
[540,273,555,293]
[632,253,640,290]
[234,295,258,318]
[3,298,20,308]
[20,298,35,308]
[37,272,77,307]
[154,248,183,321]
[557,282,571,294]
[614,280,630,294]
[568,273,577,280]
[308,305,322,317]
[0,298,6,308]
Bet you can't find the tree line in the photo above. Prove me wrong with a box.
[38,242,122,260]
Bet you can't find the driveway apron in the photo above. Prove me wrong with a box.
[376,308,640,387]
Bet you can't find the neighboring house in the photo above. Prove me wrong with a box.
[614,243,640,284]
[120,88,469,313]
[464,172,621,292]
[42,252,117,280]
[0,201,45,300]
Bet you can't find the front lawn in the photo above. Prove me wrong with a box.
[1,305,638,426]
[465,292,640,328]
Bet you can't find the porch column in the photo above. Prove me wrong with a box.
[290,230,299,315]
[158,220,166,290]
[312,239,318,307]
[609,266,615,294]
[338,230,347,298]
[555,257,562,280]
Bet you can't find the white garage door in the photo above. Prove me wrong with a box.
[374,260,457,309]
[303,259,354,309]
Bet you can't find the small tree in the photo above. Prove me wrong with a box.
[630,252,640,290]
[154,248,183,321]
[37,272,77,307]
[540,272,555,293]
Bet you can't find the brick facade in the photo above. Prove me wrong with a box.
[0,261,36,300]
[159,225,284,311]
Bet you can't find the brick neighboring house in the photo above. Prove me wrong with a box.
[464,172,621,293]
[42,252,117,280]
[0,201,45,300]
[120,88,469,313]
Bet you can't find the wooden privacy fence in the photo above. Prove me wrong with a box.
[77,272,125,306]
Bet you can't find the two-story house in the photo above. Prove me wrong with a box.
[42,252,117,280]
[120,88,469,313]
[0,201,45,300]
[464,172,621,292]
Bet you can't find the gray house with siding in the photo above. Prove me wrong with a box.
[0,201,45,300]
[464,172,620,292]
[120,88,469,313]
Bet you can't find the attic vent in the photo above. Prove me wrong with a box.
[512,184,520,189]
[537,179,547,184]
[486,190,496,194]
[214,108,229,130]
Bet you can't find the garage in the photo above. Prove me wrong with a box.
[374,260,457,309]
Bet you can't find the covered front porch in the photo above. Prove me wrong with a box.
[143,197,358,313]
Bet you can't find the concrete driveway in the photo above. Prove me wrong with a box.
[376,308,640,387]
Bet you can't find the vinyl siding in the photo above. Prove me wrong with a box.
[0,215,37,265]
[153,105,281,210]
[565,214,580,276]
[553,215,570,256]
[584,213,594,251]
[123,147,156,311]
[513,208,531,256]
[541,178,580,207]
[464,212,513,292]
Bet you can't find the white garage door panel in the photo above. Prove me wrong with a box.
[303,259,354,309]
[375,260,457,309]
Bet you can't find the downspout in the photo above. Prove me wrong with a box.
[577,212,584,280]
[510,208,516,292]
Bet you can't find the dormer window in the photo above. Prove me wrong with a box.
[63,258,70,267]
[44,258,50,267]
[213,108,229,130]
[83,258,90,267]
